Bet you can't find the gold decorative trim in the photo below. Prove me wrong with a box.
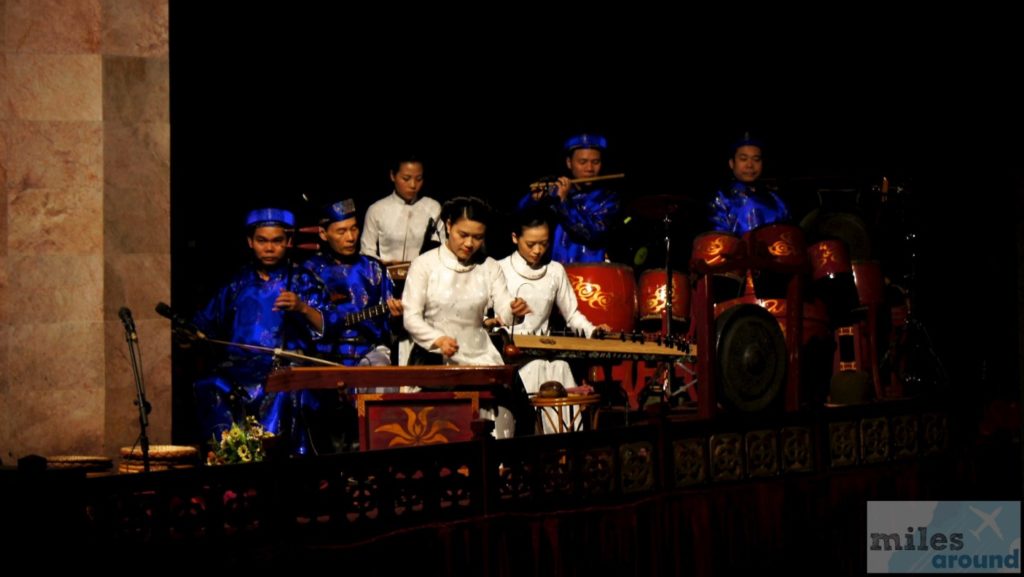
[355,393,384,418]
[892,415,919,459]
[780,427,813,473]
[582,447,616,496]
[569,275,615,311]
[922,413,948,455]
[829,421,858,467]
[710,433,743,482]
[373,407,459,448]
[768,234,797,257]
[619,442,654,494]
[745,430,779,478]
[453,391,481,414]
[673,438,706,487]
[860,417,890,463]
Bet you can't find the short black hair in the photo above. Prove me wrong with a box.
[390,153,425,174]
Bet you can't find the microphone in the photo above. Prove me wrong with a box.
[118,307,137,341]
[155,302,206,339]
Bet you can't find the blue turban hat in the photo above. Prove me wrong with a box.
[245,208,295,229]
[321,199,357,226]
[730,131,764,155]
[563,133,608,154]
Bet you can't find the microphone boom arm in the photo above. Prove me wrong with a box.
[200,336,342,367]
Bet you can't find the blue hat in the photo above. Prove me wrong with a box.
[321,199,357,225]
[730,132,764,155]
[563,133,608,154]
[245,208,295,229]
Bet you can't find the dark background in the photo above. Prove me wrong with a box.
[168,4,1021,441]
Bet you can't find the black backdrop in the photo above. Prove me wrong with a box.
[168,4,1021,441]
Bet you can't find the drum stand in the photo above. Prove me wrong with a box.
[618,194,697,411]
[882,230,949,396]
[662,212,676,341]
[643,212,677,406]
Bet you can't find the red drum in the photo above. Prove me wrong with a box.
[563,262,637,332]
[851,260,885,306]
[691,231,744,303]
[808,240,851,281]
[745,223,806,299]
[808,239,858,323]
[638,268,690,332]
[747,223,806,266]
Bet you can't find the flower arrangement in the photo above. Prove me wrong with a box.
[206,416,275,465]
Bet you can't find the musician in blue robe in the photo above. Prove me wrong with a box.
[710,133,790,234]
[302,200,402,451]
[518,133,620,263]
[304,199,402,367]
[192,208,328,456]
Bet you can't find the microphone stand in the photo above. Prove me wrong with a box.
[200,337,343,366]
[123,320,152,473]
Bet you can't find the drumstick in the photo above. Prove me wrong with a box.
[509,283,535,343]
[500,283,535,360]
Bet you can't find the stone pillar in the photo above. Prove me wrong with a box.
[0,0,169,461]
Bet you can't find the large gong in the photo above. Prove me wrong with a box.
[715,304,787,411]
[801,209,872,260]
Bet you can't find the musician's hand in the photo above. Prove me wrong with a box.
[530,176,561,202]
[359,345,392,367]
[433,336,459,357]
[387,298,403,317]
[510,297,531,317]
[274,291,307,314]
[595,324,612,335]
[565,384,595,395]
[483,317,502,329]
[554,176,572,202]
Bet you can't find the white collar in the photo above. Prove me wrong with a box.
[391,190,420,206]
[439,244,477,272]
[509,251,547,280]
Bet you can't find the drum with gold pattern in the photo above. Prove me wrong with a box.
[744,223,807,298]
[638,268,690,332]
[691,231,744,303]
[808,239,858,322]
[563,262,637,332]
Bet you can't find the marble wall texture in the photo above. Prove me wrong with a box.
[0,0,170,462]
